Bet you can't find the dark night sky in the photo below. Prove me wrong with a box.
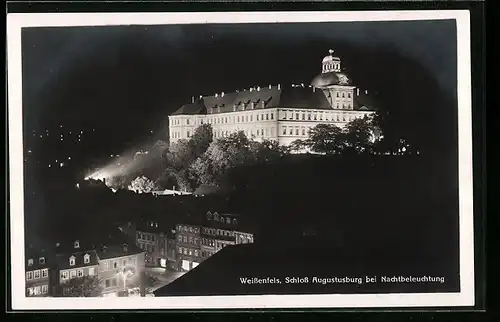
[21,19,457,176]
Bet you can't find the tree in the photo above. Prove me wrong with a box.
[189,124,213,158]
[128,176,159,194]
[306,124,344,155]
[289,139,308,154]
[60,275,102,297]
[342,117,375,154]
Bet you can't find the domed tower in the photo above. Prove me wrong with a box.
[322,49,342,73]
[311,49,357,111]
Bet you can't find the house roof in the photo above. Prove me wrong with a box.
[55,250,99,270]
[170,85,375,116]
[25,246,53,271]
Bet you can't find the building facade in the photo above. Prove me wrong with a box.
[176,211,255,272]
[54,241,100,297]
[168,50,376,147]
[25,246,51,297]
[95,243,146,297]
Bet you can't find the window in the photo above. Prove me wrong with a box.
[295,128,299,135]
[61,271,68,280]
[188,236,193,243]
[187,131,190,138]
[302,113,305,120]
[302,128,306,136]
[70,270,76,279]
[256,115,259,121]
[256,129,260,136]
[39,257,45,265]
[336,103,339,109]
[289,128,293,135]
[34,286,41,295]
[194,250,199,257]
[188,249,193,256]
[187,119,190,125]
[270,113,274,120]
[41,284,48,294]
[314,114,317,120]
[183,248,188,255]
[69,256,75,266]
[152,235,155,242]
[77,269,83,278]
[266,114,269,120]
[183,236,187,243]
[178,235,182,242]
[250,115,253,121]
[296,113,299,120]
[26,271,33,280]
[105,279,111,288]
[348,92,351,98]
[113,262,118,269]
[178,247,182,253]
[282,127,287,135]
[88,267,95,276]
[84,254,90,264]
[34,270,40,279]
[336,92,339,97]
[308,114,311,120]
[42,268,48,278]
[28,259,33,266]
[342,92,345,98]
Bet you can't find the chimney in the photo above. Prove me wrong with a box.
[215,93,218,98]
[313,86,316,93]
[257,86,260,91]
[191,96,195,103]
[123,243,128,253]
[221,92,225,97]
[301,83,304,87]
[357,88,360,96]
[365,90,368,95]
[172,186,175,191]
[269,84,272,89]
[278,84,281,90]
[199,95,203,99]
[250,88,253,92]
[102,245,107,253]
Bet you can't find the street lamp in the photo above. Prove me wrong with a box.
[117,267,135,296]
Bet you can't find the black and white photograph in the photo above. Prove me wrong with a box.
[7,10,475,310]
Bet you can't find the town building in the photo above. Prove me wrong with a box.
[49,228,146,297]
[176,211,255,272]
[25,245,51,297]
[135,219,176,269]
[168,49,376,147]
[94,243,146,297]
[54,240,100,297]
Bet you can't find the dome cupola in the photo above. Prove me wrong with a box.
[322,49,341,73]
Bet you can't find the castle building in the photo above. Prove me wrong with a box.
[168,50,376,147]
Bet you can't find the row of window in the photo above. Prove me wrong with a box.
[280,111,360,122]
[171,111,276,127]
[323,63,340,72]
[26,284,49,296]
[177,225,200,234]
[69,253,91,266]
[202,227,235,238]
[61,267,95,280]
[178,247,199,257]
[177,235,199,245]
[26,268,48,281]
[101,257,136,270]
[27,257,45,266]
[137,232,156,242]
[207,212,238,224]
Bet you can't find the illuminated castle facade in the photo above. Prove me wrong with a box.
[168,50,375,147]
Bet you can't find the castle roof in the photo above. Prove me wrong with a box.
[171,85,374,116]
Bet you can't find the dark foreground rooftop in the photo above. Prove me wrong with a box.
[154,239,459,297]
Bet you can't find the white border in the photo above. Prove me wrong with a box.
[7,10,474,310]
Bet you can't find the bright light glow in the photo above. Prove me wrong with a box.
[76,183,80,189]
[27,150,32,153]
[68,156,71,160]
[59,162,64,167]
